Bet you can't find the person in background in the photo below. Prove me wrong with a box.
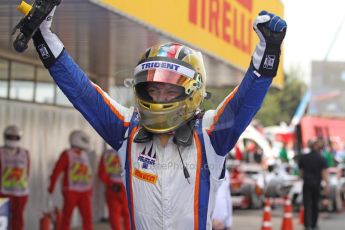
[98,148,130,230]
[298,138,329,230]
[234,144,243,161]
[0,125,29,230]
[48,130,93,230]
[279,142,289,163]
[333,138,345,163]
[212,170,232,230]
[322,140,334,168]
[265,158,278,184]
[253,146,263,164]
[244,142,256,163]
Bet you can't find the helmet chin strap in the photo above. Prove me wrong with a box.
[133,128,153,143]
[172,119,196,146]
[134,117,198,146]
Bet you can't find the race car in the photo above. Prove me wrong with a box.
[228,162,264,209]
[320,167,344,212]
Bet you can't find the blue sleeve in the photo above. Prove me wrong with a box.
[207,66,272,156]
[49,51,132,150]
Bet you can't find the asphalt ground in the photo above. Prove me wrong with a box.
[70,203,345,230]
[232,207,345,230]
[71,207,345,230]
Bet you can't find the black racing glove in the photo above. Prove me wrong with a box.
[251,11,287,77]
[32,7,64,69]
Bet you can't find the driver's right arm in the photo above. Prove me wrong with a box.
[32,8,133,150]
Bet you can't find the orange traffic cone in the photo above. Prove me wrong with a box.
[281,196,294,230]
[299,205,304,225]
[261,199,272,230]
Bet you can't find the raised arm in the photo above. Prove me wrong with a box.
[204,11,287,156]
[48,151,68,194]
[31,8,133,150]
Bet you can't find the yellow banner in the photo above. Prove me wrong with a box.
[94,0,284,87]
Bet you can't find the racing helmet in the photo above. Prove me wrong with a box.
[3,125,22,149]
[134,42,207,133]
[69,130,90,151]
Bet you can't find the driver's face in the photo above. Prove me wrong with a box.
[146,82,184,103]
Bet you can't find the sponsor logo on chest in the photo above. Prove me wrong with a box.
[137,144,157,169]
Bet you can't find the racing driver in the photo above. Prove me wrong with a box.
[28,5,286,229]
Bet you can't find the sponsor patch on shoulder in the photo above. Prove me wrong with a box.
[133,168,157,184]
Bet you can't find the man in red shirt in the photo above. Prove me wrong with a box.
[98,148,130,230]
[48,130,93,230]
[0,125,29,230]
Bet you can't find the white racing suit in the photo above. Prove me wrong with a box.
[47,50,272,229]
[212,170,232,228]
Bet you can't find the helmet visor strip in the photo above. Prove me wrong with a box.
[135,69,191,87]
[134,59,198,102]
[134,59,196,80]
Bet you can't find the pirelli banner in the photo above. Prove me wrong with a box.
[92,0,284,87]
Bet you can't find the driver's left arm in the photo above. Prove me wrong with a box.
[205,68,272,156]
[204,11,287,157]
